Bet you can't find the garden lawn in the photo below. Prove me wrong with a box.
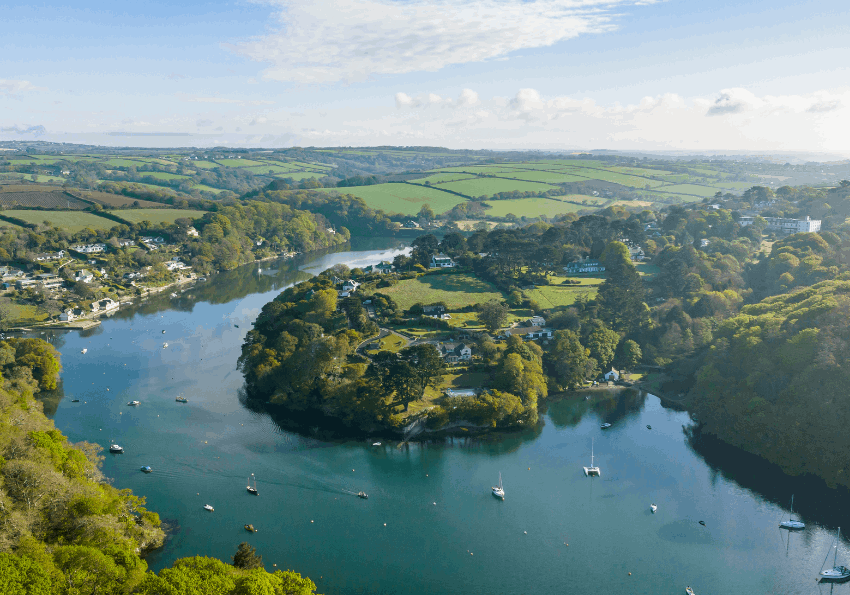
[365,333,407,356]
[2,210,119,233]
[324,184,466,216]
[377,272,504,311]
[484,197,585,218]
[118,209,205,224]
[523,284,599,309]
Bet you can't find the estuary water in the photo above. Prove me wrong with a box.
[36,238,850,595]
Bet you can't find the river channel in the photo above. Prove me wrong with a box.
[34,238,850,595]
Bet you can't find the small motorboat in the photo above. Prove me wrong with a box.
[204,504,214,512]
[245,524,256,532]
[176,396,188,403]
[162,343,168,348]
[357,492,369,499]
[140,466,152,473]
[81,348,87,354]
[109,444,124,454]
[71,399,80,403]
[646,425,652,430]
[127,400,141,406]
[600,423,612,429]
[650,503,657,513]
[234,324,239,328]
[162,330,166,334]
[372,442,382,446]
[698,520,706,526]
[686,587,695,595]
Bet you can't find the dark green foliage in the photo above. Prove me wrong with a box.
[232,542,263,570]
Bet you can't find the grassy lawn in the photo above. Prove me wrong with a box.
[6,302,49,325]
[323,184,466,216]
[3,210,119,233]
[484,197,586,218]
[365,333,407,356]
[435,178,558,197]
[523,284,598,309]
[377,272,505,311]
[409,370,492,416]
[118,209,205,224]
[635,262,660,278]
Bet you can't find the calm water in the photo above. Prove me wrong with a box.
[34,239,850,595]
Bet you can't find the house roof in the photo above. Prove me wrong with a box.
[504,325,551,336]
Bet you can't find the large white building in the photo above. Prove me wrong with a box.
[739,216,821,233]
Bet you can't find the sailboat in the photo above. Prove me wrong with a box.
[583,438,600,477]
[779,494,805,530]
[247,473,258,495]
[820,527,850,581]
[492,472,505,499]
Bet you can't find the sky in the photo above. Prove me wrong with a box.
[1,0,850,153]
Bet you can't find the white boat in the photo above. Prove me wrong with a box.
[651,503,657,513]
[127,400,140,406]
[247,473,258,496]
[170,292,178,298]
[81,348,87,354]
[686,587,695,595]
[204,504,214,512]
[372,442,382,446]
[820,527,850,581]
[600,422,612,429]
[109,443,123,453]
[583,438,600,477]
[162,343,168,348]
[492,472,505,499]
[176,396,188,403]
[779,494,805,530]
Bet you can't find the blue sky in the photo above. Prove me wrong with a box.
[2,0,849,152]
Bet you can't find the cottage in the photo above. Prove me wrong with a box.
[117,239,135,247]
[70,243,106,254]
[603,368,620,382]
[422,305,446,315]
[564,258,604,274]
[404,221,421,228]
[527,315,546,327]
[342,279,360,293]
[59,307,85,322]
[91,298,119,313]
[186,227,199,237]
[628,246,645,262]
[73,269,94,283]
[34,250,65,262]
[430,254,455,268]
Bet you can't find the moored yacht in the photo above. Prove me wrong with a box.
[247,473,258,495]
[820,527,850,581]
[204,504,214,512]
[492,472,505,499]
[127,400,140,406]
[779,494,805,530]
[583,438,600,477]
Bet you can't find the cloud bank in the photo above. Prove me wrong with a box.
[232,0,660,83]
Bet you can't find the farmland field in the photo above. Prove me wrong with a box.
[213,158,266,167]
[274,171,322,181]
[242,165,297,175]
[484,197,586,218]
[414,173,477,184]
[141,172,191,181]
[0,191,88,210]
[506,171,587,184]
[522,284,599,309]
[660,183,723,197]
[70,190,162,208]
[118,209,205,224]
[2,210,119,232]
[376,272,504,311]
[191,161,220,169]
[435,178,558,197]
[325,183,465,215]
[563,168,666,188]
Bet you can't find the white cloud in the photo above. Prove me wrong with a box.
[395,92,417,108]
[231,0,659,83]
[458,89,480,107]
[0,79,39,98]
[180,94,275,106]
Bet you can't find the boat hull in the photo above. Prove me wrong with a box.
[820,567,850,581]
[583,467,600,477]
[492,488,504,499]
[779,520,805,530]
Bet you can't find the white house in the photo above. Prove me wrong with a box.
[527,315,546,327]
[186,227,199,237]
[34,250,65,262]
[342,279,360,293]
[117,238,135,247]
[564,258,604,274]
[504,326,554,341]
[440,343,472,363]
[70,243,106,254]
[430,254,455,268]
[603,368,620,382]
[739,215,821,233]
[73,269,94,283]
[59,307,85,322]
[91,298,119,313]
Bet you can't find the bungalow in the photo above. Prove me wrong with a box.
[430,254,455,268]
[70,243,106,254]
[165,261,189,271]
[504,326,554,341]
[564,258,604,274]
[422,305,446,316]
[440,343,472,363]
[117,238,135,247]
[603,368,620,382]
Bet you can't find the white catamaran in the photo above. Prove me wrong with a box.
[492,472,505,499]
[583,438,600,477]
[819,527,850,581]
[779,494,805,530]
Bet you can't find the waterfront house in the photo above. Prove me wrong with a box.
[603,368,620,382]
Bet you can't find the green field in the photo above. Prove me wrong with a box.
[103,158,149,167]
[191,160,220,169]
[118,209,205,224]
[660,183,723,197]
[563,168,667,188]
[243,165,298,175]
[436,178,558,197]
[142,172,191,181]
[506,171,587,184]
[325,184,465,216]
[522,284,599,309]
[484,197,586,218]
[2,210,118,232]
[377,272,504,311]
[414,173,477,184]
[274,171,322,181]
[213,158,266,167]
[192,184,226,194]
